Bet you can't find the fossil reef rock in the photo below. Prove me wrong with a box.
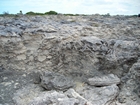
[0,15,140,105]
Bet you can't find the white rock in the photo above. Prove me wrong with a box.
[17,54,26,60]
[38,55,46,62]
[46,56,52,59]
[29,56,34,61]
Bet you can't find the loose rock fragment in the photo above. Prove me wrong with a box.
[37,55,46,62]
[29,91,79,105]
[40,72,74,90]
[65,88,93,105]
[82,84,119,105]
[88,74,120,86]
[16,54,26,60]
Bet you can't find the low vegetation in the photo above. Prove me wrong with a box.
[26,11,81,16]
[45,11,58,15]
[26,11,58,15]
[0,10,139,17]
[26,11,44,15]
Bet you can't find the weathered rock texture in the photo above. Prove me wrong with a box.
[88,74,120,86]
[40,72,74,90]
[0,15,140,105]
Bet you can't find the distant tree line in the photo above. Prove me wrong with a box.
[25,11,81,16]
[26,11,58,15]
[0,10,83,16]
[0,10,140,17]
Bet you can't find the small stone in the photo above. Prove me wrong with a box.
[46,56,52,59]
[38,55,46,62]
[22,67,26,70]
[11,80,14,83]
[22,74,26,77]
[118,97,126,103]
[29,56,34,61]
[3,77,8,80]
[126,92,131,97]
[17,54,26,60]
[65,88,91,105]
[14,83,20,89]
[2,82,12,86]
[126,86,130,90]
[15,83,19,85]
[46,61,52,65]
[131,96,137,101]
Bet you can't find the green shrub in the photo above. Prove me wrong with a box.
[45,11,58,15]
[26,11,44,15]
[26,11,36,15]
[64,14,81,16]
[35,13,44,15]
[26,11,58,15]
[64,14,75,16]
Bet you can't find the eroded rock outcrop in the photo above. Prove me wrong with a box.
[88,74,120,86]
[0,15,140,105]
[40,72,74,91]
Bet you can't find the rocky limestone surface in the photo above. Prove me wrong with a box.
[0,15,140,105]
[88,74,120,86]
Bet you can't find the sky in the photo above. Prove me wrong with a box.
[0,0,140,15]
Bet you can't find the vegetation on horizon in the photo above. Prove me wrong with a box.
[0,10,140,17]
[0,10,86,16]
[26,11,80,16]
[26,11,58,15]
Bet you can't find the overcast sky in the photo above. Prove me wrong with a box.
[0,0,140,15]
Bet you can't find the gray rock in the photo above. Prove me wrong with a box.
[65,88,93,105]
[65,85,119,105]
[117,61,140,105]
[0,15,140,105]
[88,74,120,86]
[13,84,79,105]
[4,27,22,35]
[29,91,79,105]
[40,72,74,90]
[82,84,119,105]
[13,84,40,105]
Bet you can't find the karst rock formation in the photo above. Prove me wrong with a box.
[0,15,140,105]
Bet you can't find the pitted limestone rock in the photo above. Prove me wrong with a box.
[88,74,120,86]
[82,84,119,105]
[0,15,140,105]
[29,91,79,105]
[40,72,74,90]
[65,88,93,105]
